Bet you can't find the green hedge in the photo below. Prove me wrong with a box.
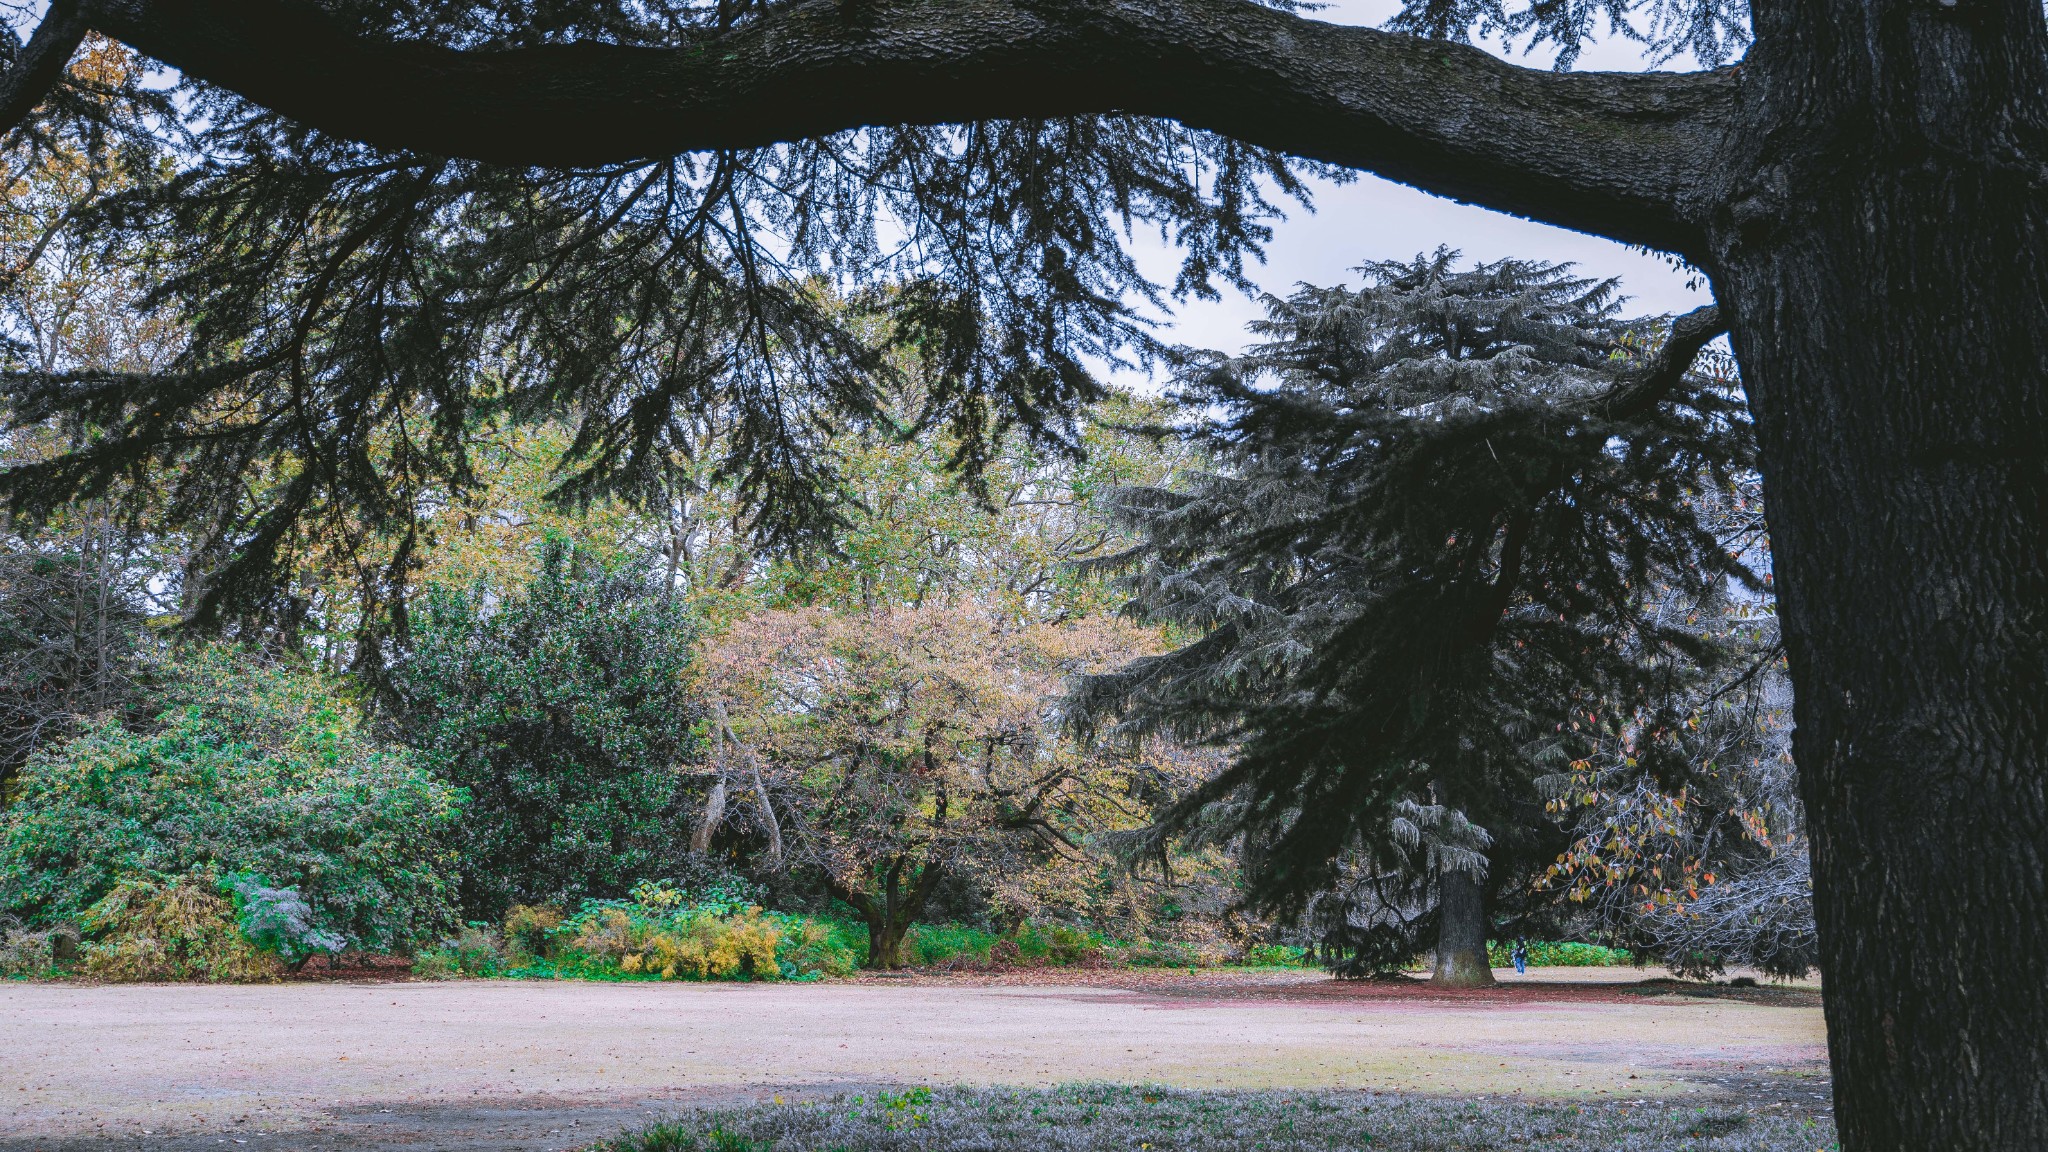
[1487,939,1635,967]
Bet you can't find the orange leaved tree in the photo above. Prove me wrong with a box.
[701,604,1165,968]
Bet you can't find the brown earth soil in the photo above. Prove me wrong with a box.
[0,968,1830,1151]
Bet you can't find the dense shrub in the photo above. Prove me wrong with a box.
[560,888,780,980]
[413,924,509,979]
[902,923,1000,967]
[774,918,861,978]
[503,903,564,959]
[390,541,703,918]
[861,918,1271,971]
[0,915,71,977]
[413,879,855,981]
[426,901,1305,980]
[1013,921,1100,965]
[1241,943,1314,968]
[78,875,280,982]
[0,646,463,954]
[227,875,346,965]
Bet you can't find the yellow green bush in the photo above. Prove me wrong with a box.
[618,910,780,979]
[559,899,782,980]
[79,876,280,982]
[571,906,637,959]
[504,903,565,957]
[404,882,853,981]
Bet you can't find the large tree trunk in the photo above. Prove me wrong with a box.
[866,918,909,971]
[689,771,727,856]
[1708,2,2048,1144]
[1430,866,1496,987]
[847,855,946,970]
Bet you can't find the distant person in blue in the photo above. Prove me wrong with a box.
[1511,937,1529,975]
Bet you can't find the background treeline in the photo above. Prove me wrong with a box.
[0,54,1812,983]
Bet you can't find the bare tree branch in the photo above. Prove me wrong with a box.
[1598,303,1727,418]
[73,0,1737,252]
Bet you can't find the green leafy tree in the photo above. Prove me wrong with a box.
[1073,252,1751,985]
[0,644,462,952]
[758,386,1198,621]
[390,538,704,918]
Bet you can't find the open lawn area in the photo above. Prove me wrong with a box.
[0,969,1831,1151]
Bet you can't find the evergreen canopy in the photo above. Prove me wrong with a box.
[0,53,1309,633]
[0,0,1750,636]
[1072,251,1753,909]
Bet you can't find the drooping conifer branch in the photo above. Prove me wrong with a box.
[18,0,1739,252]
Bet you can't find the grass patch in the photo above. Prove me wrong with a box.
[589,1084,1836,1151]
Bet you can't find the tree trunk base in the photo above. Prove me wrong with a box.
[1429,949,1497,987]
[1432,865,1496,987]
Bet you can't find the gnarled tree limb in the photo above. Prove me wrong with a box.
[0,1,87,132]
[65,0,1736,253]
[1598,303,1727,418]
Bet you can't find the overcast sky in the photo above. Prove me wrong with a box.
[1118,0,1715,380]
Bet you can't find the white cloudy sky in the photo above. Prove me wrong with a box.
[1118,0,1716,377]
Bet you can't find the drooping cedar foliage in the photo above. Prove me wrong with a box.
[1072,250,1759,913]
[0,24,1314,646]
[0,0,1751,648]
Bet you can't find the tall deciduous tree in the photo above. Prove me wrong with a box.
[701,604,1180,968]
[0,0,2042,1144]
[0,50,179,793]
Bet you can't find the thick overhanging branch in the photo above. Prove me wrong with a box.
[21,0,1738,253]
[0,1,87,131]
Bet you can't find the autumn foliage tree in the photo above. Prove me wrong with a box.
[702,604,1181,968]
[1540,594,1817,978]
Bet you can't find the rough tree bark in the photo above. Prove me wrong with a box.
[4,0,2045,1145]
[1701,0,2048,1144]
[689,770,726,856]
[78,0,1726,251]
[1430,866,1495,987]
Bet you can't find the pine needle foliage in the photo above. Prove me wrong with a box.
[0,0,1759,632]
[1071,250,1757,914]
[0,18,1315,637]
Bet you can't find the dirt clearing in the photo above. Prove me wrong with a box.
[0,969,1828,1150]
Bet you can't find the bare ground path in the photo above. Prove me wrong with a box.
[0,969,1828,1150]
